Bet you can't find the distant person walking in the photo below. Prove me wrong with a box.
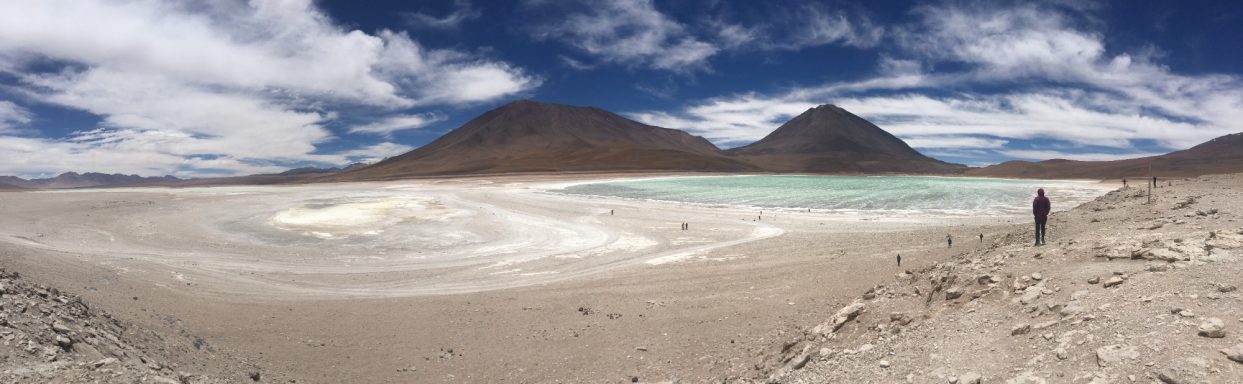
[979,233,984,242]
[1122,178,1127,188]
[896,253,902,267]
[1152,176,1157,188]
[610,209,614,216]
[946,234,953,248]
[1033,188,1051,246]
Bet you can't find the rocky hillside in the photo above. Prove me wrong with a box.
[743,174,1243,383]
[726,105,966,174]
[0,268,269,383]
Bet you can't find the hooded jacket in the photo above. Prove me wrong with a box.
[1033,188,1051,220]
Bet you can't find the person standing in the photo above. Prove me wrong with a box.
[1033,188,1051,246]
[896,253,902,267]
[946,234,953,248]
[1123,178,1127,188]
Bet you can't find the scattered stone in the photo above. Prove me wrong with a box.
[55,335,73,350]
[812,301,866,335]
[1103,276,1125,288]
[1055,348,1068,360]
[1198,318,1226,338]
[248,370,261,382]
[635,346,647,352]
[946,287,963,300]
[1031,273,1043,281]
[1096,344,1139,367]
[959,372,983,384]
[1011,323,1031,336]
[879,360,890,368]
[1087,276,1100,284]
[1217,284,1238,293]
[1221,344,1243,363]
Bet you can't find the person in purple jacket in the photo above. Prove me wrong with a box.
[1033,188,1051,246]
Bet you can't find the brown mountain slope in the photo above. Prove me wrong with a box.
[332,100,757,180]
[967,132,1243,179]
[725,104,966,174]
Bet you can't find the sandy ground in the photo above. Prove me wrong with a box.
[0,174,1114,383]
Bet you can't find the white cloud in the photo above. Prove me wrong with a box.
[349,113,447,136]
[633,3,1243,163]
[331,142,415,164]
[0,0,538,177]
[0,101,32,133]
[998,149,1165,162]
[902,135,1008,149]
[529,0,719,71]
[403,0,482,30]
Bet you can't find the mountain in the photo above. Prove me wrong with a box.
[725,105,966,174]
[333,100,757,180]
[967,132,1243,179]
[0,172,181,189]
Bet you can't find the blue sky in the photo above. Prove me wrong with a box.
[0,0,1241,177]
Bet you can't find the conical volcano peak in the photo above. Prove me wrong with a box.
[725,104,965,173]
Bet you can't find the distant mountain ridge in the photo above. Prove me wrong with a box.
[725,104,966,174]
[0,172,180,189]
[967,132,1243,179]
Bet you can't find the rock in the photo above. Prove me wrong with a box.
[812,301,866,334]
[1096,344,1139,367]
[1019,286,1042,305]
[635,346,647,352]
[1054,348,1068,360]
[1103,276,1124,288]
[1157,370,1183,384]
[1011,323,1031,336]
[1198,318,1226,338]
[960,372,983,384]
[1221,343,1243,363]
[55,335,73,350]
[92,357,118,369]
[879,360,891,368]
[1087,276,1100,284]
[946,287,963,300]
[1217,284,1238,293]
[1031,273,1043,281]
[977,275,998,285]
[51,321,73,334]
[248,370,261,382]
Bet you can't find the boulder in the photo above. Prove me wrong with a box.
[1103,276,1124,288]
[1198,318,1226,338]
[946,287,963,300]
[1221,344,1243,363]
[1095,344,1138,367]
[1011,323,1031,336]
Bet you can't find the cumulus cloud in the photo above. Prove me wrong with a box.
[348,113,448,136]
[632,2,1243,162]
[0,0,538,177]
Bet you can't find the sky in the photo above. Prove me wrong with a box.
[0,0,1241,177]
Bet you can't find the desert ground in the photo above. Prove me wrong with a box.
[1,173,1239,383]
